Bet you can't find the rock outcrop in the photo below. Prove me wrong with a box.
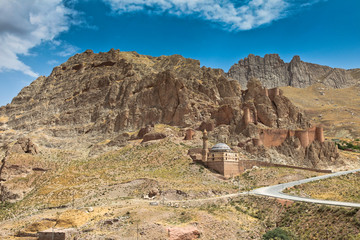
[168,226,201,240]
[233,78,338,168]
[10,138,39,155]
[237,78,310,131]
[142,132,167,143]
[0,49,339,169]
[228,54,360,89]
[1,49,242,138]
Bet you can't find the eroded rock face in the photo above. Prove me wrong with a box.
[10,138,38,155]
[0,50,339,169]
[275,137,339,168]
[228,54,360,89]
[2,49,242,137]
[239,78,310,130]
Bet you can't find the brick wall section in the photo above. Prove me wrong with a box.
[315,126,325,142]
[259,128,289,147]
[259,126,325,148]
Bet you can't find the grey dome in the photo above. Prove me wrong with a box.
[211,143,232,152]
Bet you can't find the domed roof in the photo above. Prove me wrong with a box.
[211,143,232,152]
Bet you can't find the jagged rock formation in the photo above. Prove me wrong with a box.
[233,78,338,168]
[227,54,360,89]
[238,78,310,131]
[0,49,242,137]
[0,49,339,169]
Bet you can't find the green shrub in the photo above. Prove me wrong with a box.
[263,228,293,240]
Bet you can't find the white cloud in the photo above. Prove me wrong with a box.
[103,0,291,31]
[104,0,325,31]
[0,0,77,78]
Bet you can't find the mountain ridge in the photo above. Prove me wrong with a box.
[227,53,360,89]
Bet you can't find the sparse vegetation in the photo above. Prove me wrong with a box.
[284,173,360,203]
[278,202,360,239]
[263,227,293,240]
[281,85,360,138]
[335,139,360,152]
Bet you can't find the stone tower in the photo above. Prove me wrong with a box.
[202,130,209,162]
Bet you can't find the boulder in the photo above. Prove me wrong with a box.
[142,132,167,143]
[168,226,201,240]
[137,125,153,139]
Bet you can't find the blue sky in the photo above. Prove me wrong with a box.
[0,0,359,106]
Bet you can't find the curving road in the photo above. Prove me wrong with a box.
[250,168,360,207]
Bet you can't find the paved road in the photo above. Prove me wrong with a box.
[251,168,360,207]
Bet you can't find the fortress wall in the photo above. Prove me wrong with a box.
[294,129,309,148]
[307,126,317,144]
[194,159,331,177]
[240,160,332,173]
[316,126,325,142]
[258,126,324,148]
[268,88,280,101]
[288,130,295,137]
[259,129,289,147]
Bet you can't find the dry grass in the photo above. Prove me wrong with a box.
[281,84,360,138]
[237,167,323,190]
[285,172,360,203]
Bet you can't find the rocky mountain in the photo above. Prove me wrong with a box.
[0,49,341,170]
[0,49,242,139]
[227,54,360,89]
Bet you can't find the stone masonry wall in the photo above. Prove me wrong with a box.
[258,126,324,148]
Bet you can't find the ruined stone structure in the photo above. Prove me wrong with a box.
[38,228,76,240]
[240,82,326,149]
[184,128,195,140]
[256,126,325,148]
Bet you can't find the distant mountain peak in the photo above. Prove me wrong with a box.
[228,54,359,89]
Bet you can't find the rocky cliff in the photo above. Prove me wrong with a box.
[227,54,360,89]
[0,49,339,169]
[1,49,242,138]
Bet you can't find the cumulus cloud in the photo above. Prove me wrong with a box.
[104,0,323,31]
[0,0,77,78]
